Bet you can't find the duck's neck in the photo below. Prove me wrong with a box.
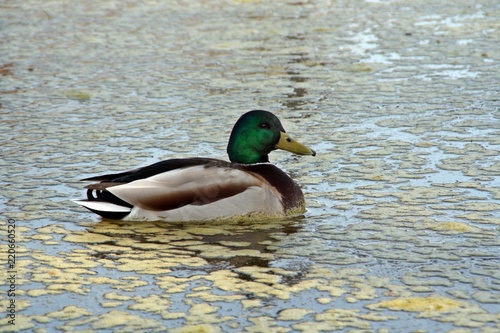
[228,149,269,164]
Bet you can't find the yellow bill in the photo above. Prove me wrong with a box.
[276,132,316,156]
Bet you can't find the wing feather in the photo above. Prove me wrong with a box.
[107,165,264,211]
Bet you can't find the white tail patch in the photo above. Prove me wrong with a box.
[72,200,131,213]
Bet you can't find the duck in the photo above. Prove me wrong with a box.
[73,110,316,221]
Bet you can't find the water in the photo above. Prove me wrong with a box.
[1,0,499,332]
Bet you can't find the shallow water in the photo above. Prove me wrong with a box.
[1,0,499,332]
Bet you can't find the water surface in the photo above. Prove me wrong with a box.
[1,0,499,332]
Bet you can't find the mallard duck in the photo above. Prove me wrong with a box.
[73,110,316,221]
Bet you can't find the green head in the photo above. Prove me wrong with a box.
[227,110,316,164]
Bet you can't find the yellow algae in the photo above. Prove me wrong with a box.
[207,270,258,292]
[219,241,252,247]
[31,234,53,241]
[348,63,373,72]
[169,240,205,247]
[365,276,392,289]
[313,280,346,297]
[155,277,191,293]
[31,252,99,269]
[112,279,148,292]
[277,308,312,321]
[184,310,233,327]
[336,268,369,280]
[415,141,435,148]
[233,0,262,4]
[120,240,169,250]
[187,227,234,236]
[458,212,499,226]
[36,224,70,234]
[128,295,171,313]
[352,282,378,300]
[247,316,282,333]
[64,89,91,100]
[91,310,163,330]
[31,315,51,324]
[101,302,122,308]
[447,202,500,212]
[241,299,262,309]
[187,244,271,259]
[206,270,290,300]
[30,267,90,285]
[27,289,62,297]
[104,292,132,301]
[187,291,244,303]
[23,204,48,211]
[317,297,333,304]
[230,249,274,259]
[369,296,465,313]
[314,308,392,330]
[162,312,186,320]
[46,305,91,320]
[369,174,387,181]
[189,303,219,315]
[472,291,499,304]
[358,312,398,322]
[441,312,499,328]
[290,321,325,333]
[87,276,123,285]
[236,266,282,284]
[67,268,97,275]
[307,267,340,279]
[84,244,127,254]
[0,299,30,312]
[170,324,221,333]
[122,276,143,281]
[0,314,34,332]
[410,286,435,293]
[115,258,174,273]
[64,232,115,243]
[289,279,322,293]
[47,283,90,295]
[428,222,481,233]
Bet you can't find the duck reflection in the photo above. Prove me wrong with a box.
[78,217,307,284]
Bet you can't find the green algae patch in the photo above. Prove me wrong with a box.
[369,296,465,313]
[64,90,91,101]
[427,222,482,233]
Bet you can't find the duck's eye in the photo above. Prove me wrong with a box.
[259,122,271,129]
